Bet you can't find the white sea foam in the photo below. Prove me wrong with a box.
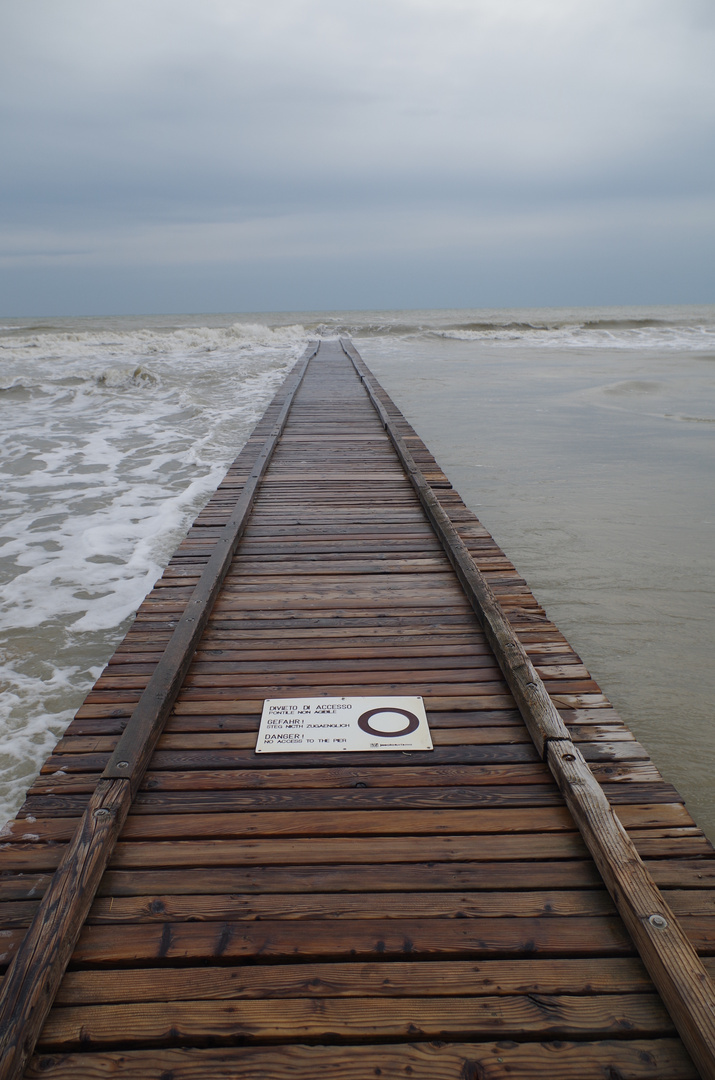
[0,320,309,823]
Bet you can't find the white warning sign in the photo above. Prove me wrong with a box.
[256,696,432,753]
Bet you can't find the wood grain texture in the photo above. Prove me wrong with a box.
[24,1040,699,1079]
[48,957,660,1004]
[67,916,636,965]
[37,993,674,1049]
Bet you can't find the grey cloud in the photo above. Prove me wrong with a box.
[1,0,714,313]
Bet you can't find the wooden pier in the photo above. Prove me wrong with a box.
[1,339,714,1078]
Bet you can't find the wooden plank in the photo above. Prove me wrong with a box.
[48,957,661,1004]
[37,993,674,1050]
[28,761,666,793]
[53,961,710,1009]
[16,782,687,819]
[88,859,611,894]
[1,887,640,931]
[1,804,693,843]
[3,831,711,875]
[23,1040,700,1080]
[68,915,637,965]
[78,890,620,925]
[43,750,556,774]
[49,733,649,761]
[3,861,617,907]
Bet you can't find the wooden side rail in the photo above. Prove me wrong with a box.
[342,336,715,1080]
[0,343,318,1080]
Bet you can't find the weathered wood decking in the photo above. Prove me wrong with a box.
[1,340,714,1078]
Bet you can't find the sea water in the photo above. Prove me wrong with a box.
[1,306,714,838]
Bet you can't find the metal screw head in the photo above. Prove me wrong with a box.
[93,808,110,819]
[562,753,576,762]
[648,914,668,930]
[117,761,129,769]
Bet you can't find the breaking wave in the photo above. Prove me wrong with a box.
[288,306,715,350]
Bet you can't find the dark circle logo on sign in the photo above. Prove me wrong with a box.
[357,707,420,739]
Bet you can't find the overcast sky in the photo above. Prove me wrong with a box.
[2,0,714,315]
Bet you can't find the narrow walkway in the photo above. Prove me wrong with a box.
[0,340,714,1078]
